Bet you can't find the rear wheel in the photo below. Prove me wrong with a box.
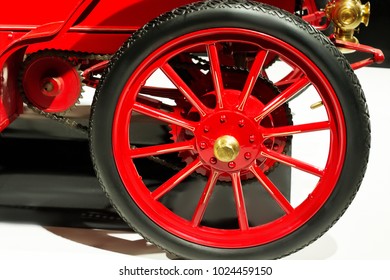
[90,1,370,259]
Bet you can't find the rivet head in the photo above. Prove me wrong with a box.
[220,115,227,123]
[249,135,255,143]
[200,142,207,150]
[204,126,210,133]
[244,152,252,160]
[238,119,245,127]
[228,161,236,169]
[210,157,217,165]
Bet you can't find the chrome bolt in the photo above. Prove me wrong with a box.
[228,161,236,169]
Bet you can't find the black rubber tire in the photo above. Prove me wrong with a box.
[90,0,370,259]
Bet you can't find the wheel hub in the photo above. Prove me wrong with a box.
[171,71,292,179]
[195,108,262,173]
[41,77,62,97]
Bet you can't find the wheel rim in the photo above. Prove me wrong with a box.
[112,28,346,248]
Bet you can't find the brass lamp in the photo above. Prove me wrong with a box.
[325,0,371,44]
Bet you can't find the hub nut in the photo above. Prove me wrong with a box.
[213,135,240,163]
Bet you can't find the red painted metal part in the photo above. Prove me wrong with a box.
[0,49,25,132]
[0,0,97,57]
[0,0,295,55]
[332,38,385,70]
[301,0,331,30]
[302,0,321,14]
[22,56,82,113]
[1,1,295,26]
[302,11,331,30]
[112,28,346,248]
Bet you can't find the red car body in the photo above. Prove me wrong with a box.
[0,0,298,131]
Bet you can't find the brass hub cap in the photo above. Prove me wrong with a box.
[214,135,240,162]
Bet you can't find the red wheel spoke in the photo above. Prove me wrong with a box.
[133,102,197,131]
[231,173,249,231]
[274,67,303,87]
[207,44,224,109]
[261,148,324,177]
[161,64,210,117]
[249,165,294,214]
[238,50,269,111]
[191,170,220,227]
[255,77,310,122]
[275,77,302,87]
[130,140,195,159]
[151,159,203,201]
[262,121,330,138]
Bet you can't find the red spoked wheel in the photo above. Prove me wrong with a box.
[91,1,370,259]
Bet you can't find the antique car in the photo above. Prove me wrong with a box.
[0,0,384,259]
